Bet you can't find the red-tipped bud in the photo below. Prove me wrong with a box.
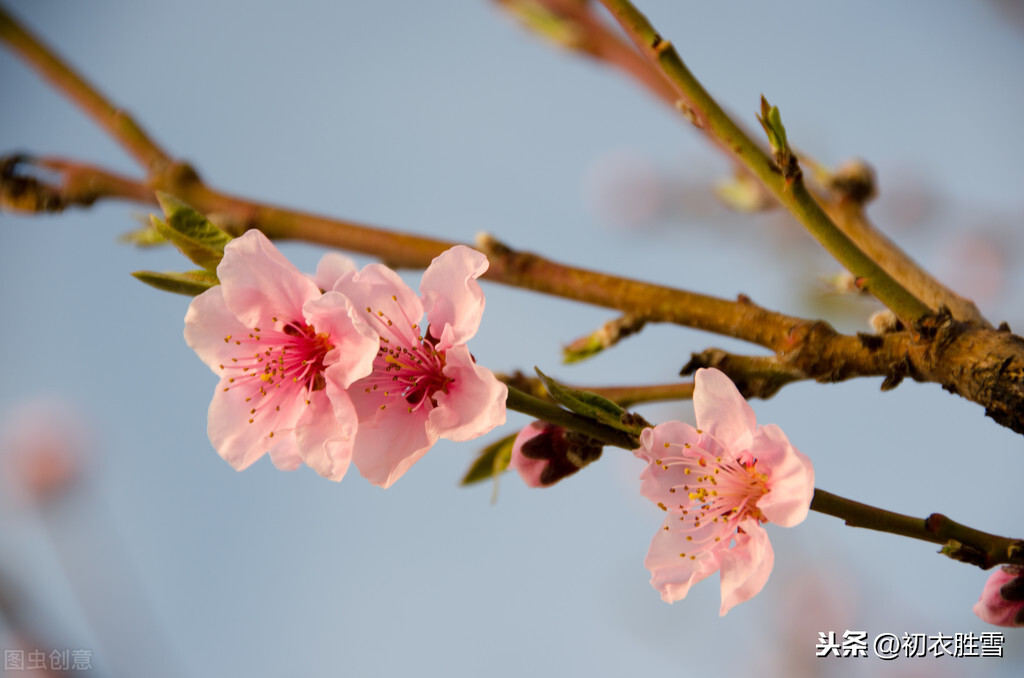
[509,422,602,488]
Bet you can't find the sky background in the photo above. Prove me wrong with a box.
[1,1,1023,677]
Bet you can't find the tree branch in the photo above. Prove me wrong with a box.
[0,5,173,174]
[812,489,1024,570]
[595,0,934,325]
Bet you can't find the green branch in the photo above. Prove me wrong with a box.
[596,0,933,325]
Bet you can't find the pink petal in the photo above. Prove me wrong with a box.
[420,246,488,348]
[267,432,303,471]
[294,380,358,481]
[752,424,815,527]
[349,403,436,488]
[333,262,424,338]
[183,286,249,373]
[718,518,774,615]
[693,368,756,449]
[974,567,1024,627]
[509,422,549,488]
[206,382,308,472]
[302,291,379,387]
[635,422,703,505]
[426,345,507,442]
[314,251,358,291]
[645,519,721,604]
[217,230,321,329]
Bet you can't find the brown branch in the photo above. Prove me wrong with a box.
[3,5,1024,436]
[0,6,173,174]
[813,489,1024,569]
[823,198,990,327]
[532,0,987,327]
[0,154,806,351]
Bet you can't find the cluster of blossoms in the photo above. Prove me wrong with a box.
[186,237,1011,624]
[185,230,506,487]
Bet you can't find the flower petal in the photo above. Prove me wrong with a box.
[349,403,436,488]
[635,422,702,505]
[420,245,488,347]
[693,368,756,449]
[333,262,425,346]
[183,286,250,373]
[718,519,774,615]
[267,431,302,471]
[426,345,507,442]
[314,251,358,291]
[509,422,550,488]
[206,381,307,472]
[645,519,721,604]
[294,380,358,481]
[217,230,321,329]
[752,424,815,527]
[303,291,379,388]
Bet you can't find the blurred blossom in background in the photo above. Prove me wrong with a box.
[1,1,1023,676]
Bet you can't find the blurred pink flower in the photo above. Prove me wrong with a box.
[510,421,602,488]
[330,246,507,488]
[2,397,92,505]
[973,566,1024,627]
[634,368,814,615]
[185,230,379,480]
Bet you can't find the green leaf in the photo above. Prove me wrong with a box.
[534,368,627,430]
[152,192,232,270]
[119,217,169,247]
[460,433,517,486]
[132,269,220,297]
[756,95,788,155]
[562,333,605,364]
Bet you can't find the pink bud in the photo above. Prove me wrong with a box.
[973,566,1024,627]
[509,422,602,488]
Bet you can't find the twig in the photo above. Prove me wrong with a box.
[499,371,695,407]
[812,489,1024,569]
[595,0,933,325]
[3,5,1024,435]
[504,385,1024,569]
[0,6,172,174]
[821,198,990,327]
[6,154,1024,434]
[506,386,639,449]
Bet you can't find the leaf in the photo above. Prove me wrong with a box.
[757,95,789,155]
[562,333,605,364]
[132,269,220,297]
[119,217,169,247]
[152,192,232,270]
[460,433,517,486]
[534,368,626,429]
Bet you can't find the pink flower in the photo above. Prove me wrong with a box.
[634,368,814,615]
[510,421,603,488]
[184,230,379,480]
[329,246,507,488]
[973,566,1024,627]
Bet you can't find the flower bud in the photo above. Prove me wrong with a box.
[973,565,1024,627]
[509,422,602,488]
